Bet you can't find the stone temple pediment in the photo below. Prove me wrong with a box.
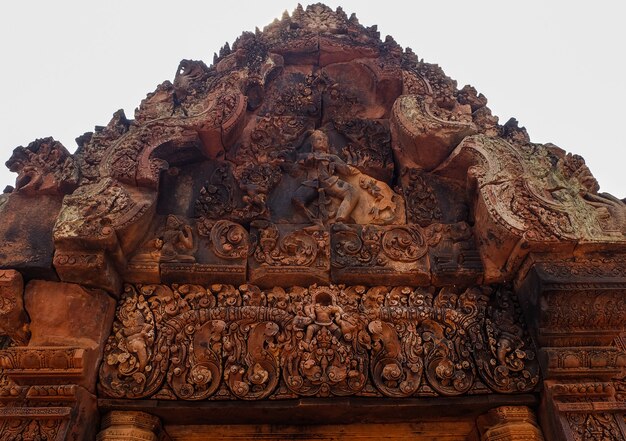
[0,4,625,440]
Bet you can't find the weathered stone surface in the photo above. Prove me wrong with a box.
[5,137,78,196]
[0,3,624,440]
[0,270,29,346]
[21,280,115,392]
[0,193,61,279]
[24,280,114,349]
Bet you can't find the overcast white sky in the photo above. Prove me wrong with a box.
[0,1,623,197]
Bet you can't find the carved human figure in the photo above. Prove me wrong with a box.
[160,215,195,262]
[292,130,360,223]
[301,291,343,348]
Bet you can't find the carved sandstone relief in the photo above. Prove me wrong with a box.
[0,5,625,440]
[0,3,613,297]
[435,135,626,281]
[98,283,539,400]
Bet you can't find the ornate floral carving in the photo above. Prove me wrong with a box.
[542,290,626,331]
[243,116,310,162]
[252,223,328,269]
[401,168,442,226]
[333,119,394,182]
[260,72,322,118]
[566,412,623,441]
[208,220,249,260]
[331,224,430,285]
[195,163,237,220]
[99,283,539,400]
[0,417,64,441]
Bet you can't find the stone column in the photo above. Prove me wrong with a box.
[477,406,545,441]
[97,411,163,441]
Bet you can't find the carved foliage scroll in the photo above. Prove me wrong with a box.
[99,283,539,400]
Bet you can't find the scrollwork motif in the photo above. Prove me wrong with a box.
[99,283,539,400]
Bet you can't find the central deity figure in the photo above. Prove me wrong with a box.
[292,130,360,223]
[291,130,405,225]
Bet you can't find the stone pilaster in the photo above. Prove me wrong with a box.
[97,411,163,441]
[477,406,545,441]
[0,278,116,440]
[516,256,626,440]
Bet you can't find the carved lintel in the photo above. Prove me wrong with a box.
[97,411,163,441]
[98,283,539,400]
[476,406,545,440]
[0,270,29,346]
